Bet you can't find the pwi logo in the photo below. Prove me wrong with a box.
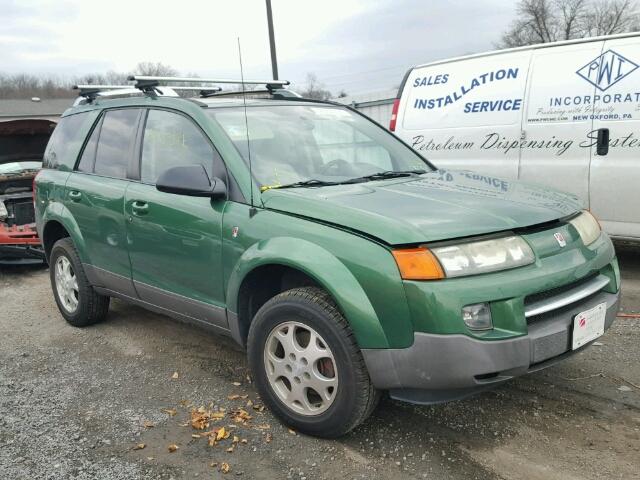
[577,50,638,91]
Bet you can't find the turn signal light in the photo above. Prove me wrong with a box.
[392,247,445,280]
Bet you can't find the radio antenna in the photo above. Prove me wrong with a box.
[238,37,255,209]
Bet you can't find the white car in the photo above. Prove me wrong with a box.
[391,32,640,241]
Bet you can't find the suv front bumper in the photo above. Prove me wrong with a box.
[361,287,619,404]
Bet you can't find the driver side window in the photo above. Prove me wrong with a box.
[311,119,393,171]
[141,110,213,184]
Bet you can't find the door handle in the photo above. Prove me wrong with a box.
[596,128,610,156]
[131,200,149,215]
[68,190,82,202]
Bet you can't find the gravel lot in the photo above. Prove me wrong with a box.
[1,243,638,480]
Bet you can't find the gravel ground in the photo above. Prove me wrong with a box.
[1,243,638,480]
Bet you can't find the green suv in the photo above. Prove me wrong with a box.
[35,79,620,438]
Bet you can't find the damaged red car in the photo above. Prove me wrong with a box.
[0,119,52,263]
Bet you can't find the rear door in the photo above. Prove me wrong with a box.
[518,40,604,201]
[395,51,530,178]
[124,108,228,327]
[589,35,640,239]
[65,108,142,296]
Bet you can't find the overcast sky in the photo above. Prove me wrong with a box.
[1,0,518,94]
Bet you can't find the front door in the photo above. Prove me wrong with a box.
[589,36,640,239]
[125,108,228,327]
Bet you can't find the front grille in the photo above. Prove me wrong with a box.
[525,273,597,307]
[524,273,601,324]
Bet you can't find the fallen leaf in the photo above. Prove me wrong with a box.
[142,420,154,428]
[146,456,154,461]
[265,432,272,443]
[232,382,241,386]
[226,445,235,453]
[211,411,225,419]
[255,424,271,430]
[132,443,146,450]
[228,394,241,400]
[288,428,296,435]
[191,434,201,439]
[191,408,210,430]
[231,409,252,424]
[210,462,218,467]
[221,462,231,474]
[241,439,248,444]
[171,371,179,379]
[232,435,240,444]
[168,444,179,453]
[161,408,177,416]
[216,427,228,441]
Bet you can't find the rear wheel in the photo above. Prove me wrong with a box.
[49,238,110,327]
[248,287,379,438]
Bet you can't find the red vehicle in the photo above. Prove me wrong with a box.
[0,119,53,263]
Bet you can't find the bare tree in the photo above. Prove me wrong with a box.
[298,73,332,100]
[499,0,638,47]
[134,62,178,76]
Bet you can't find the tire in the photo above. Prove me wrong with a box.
[49,237,110,327]
[247,287,379,438]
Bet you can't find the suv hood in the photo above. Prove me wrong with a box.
[261,169,584,245]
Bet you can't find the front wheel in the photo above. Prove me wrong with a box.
[247,287,379,438]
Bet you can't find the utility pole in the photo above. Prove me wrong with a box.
[265,0,279,80]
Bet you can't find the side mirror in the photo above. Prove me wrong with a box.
[596,128,610,156]
[156,164,226,199]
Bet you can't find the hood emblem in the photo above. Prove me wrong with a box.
[554,232,566,247]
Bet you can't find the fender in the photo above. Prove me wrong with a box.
[226,237,391,349]
[41,201,90,264]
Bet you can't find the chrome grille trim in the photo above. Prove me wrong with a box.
[524,275,610,318]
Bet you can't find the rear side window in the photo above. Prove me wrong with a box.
[43,112,92,171]
[93,109,141,179]
[77,117,102,173]
[140,109,214,184]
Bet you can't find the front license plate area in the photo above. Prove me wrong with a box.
[572,302,606,350]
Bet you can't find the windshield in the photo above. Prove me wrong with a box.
[0,161,41,176]
[208,105,432,188]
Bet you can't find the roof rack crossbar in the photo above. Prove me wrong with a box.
[128,75,289,86]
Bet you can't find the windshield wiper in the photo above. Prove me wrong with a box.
[261,179,340,191]
[343,169,427,184]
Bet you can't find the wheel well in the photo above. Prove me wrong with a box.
[236,265,321,347]
[42,221,70,262]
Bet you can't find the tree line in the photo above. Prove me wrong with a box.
[1,1,638,100]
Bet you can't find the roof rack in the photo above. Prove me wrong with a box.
[72,75,292,103]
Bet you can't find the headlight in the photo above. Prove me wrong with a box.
[431,236,535,278]
[569,210,601,246]
[0,201,7,221]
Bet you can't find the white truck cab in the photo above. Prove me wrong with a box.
[391,32,640,241]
